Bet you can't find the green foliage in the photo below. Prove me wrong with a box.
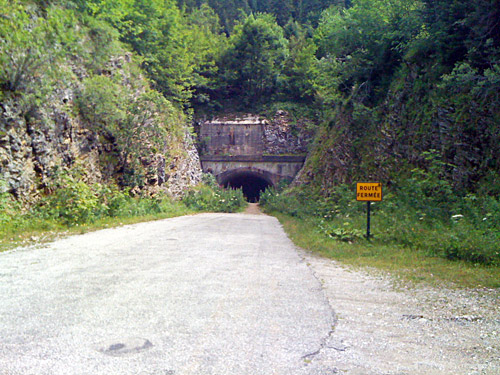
[260,187,302,217]
[76,71,185,187]
[261,184,361,220]
[279,26,319,102]
[318,221,365,242]
[437,63,500,191]
[0,1,50,93]
[178,0,251,33]
[178,1,347,29]
[299,0,500,202]
[0,1,79,109]
[261,184,500,266]
[395,150,456,219]
[400,0,500,74]
[77,75,126,133]
[219,13,289,105]
[182,174,246,212]
[38,171,100,225]
[84,16,122,72]
[314,0,423,105]
[5,167,190,227]
[0,180,21,225]
[71,0,223,103]
[121,88,184,186]
[185,4,228,108]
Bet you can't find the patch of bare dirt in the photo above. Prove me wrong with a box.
[243,203,264,215]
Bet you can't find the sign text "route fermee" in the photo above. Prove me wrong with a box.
[356,183,382,201]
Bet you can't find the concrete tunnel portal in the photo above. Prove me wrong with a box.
[199,115,308,203]
[219,170,273,203]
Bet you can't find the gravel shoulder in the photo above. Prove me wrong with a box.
[301,250,500,374]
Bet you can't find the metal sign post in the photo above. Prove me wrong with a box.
[356,183,382,240]
[366,201,371,240]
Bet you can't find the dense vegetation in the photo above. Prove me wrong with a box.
[0,169,246,251]
[261,180,500,268]
[258,0,500,269]
[1,0,499,271]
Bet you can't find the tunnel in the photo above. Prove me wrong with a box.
[221,170,273,203]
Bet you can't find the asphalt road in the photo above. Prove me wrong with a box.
[0,213,335,375]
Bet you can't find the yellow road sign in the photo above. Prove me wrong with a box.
[356,182,382,201]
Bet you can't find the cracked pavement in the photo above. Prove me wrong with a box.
[0,213,335,375]
[301,253,500,375]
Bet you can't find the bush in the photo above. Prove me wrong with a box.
[0,180,21,225]
[317,219,364,242]
[36,172,100,225]
[261,183,365,220]
[31,168,189,226]
[260,187,303,217]
[261,182,500,266]
[182,174,246,213]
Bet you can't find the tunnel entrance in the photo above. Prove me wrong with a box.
[223,172,272,203]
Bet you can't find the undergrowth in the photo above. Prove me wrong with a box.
[0,172,245,251]
[260,177,500,287]
[182,174,246,213]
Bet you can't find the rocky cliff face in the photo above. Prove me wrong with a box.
[293,68,500,194]
[262,110,314,155]
[0,89,98,200]
[164,134,203,197]
[0,54,202,201]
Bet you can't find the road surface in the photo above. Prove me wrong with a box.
[0,213,335,375]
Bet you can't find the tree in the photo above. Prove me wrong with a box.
[280,21,319,102]
[219,13,288,105]
[314,0,423,105]
[412,0,500,72]
[70,0,195,103]
[185,4,228,108]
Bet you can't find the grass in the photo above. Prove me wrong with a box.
[0,173,247,252]
[0,204,194,253]
[270,211,500,289]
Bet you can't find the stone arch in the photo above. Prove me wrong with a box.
[217,167,276,202]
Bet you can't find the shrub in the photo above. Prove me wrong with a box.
[183,174,246,213]
[261,182,500,266]
[261,183,365,220]
[260,187,302,217]
[37,173,100,225]
[317,219,364,242]
[0,180,20,225]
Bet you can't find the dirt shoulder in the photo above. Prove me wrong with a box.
[300,250,500,374]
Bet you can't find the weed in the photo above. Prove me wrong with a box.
[182,174,246,213]
[260,181,500,286]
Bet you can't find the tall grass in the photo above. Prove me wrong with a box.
[260,181,500,268]
[0,172,246,251]
[182,174,247,213]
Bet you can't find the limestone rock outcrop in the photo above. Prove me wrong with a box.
[0,54,202,200]
[263,110,314,155]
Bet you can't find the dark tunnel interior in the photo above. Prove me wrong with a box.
[224,173,272,203]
